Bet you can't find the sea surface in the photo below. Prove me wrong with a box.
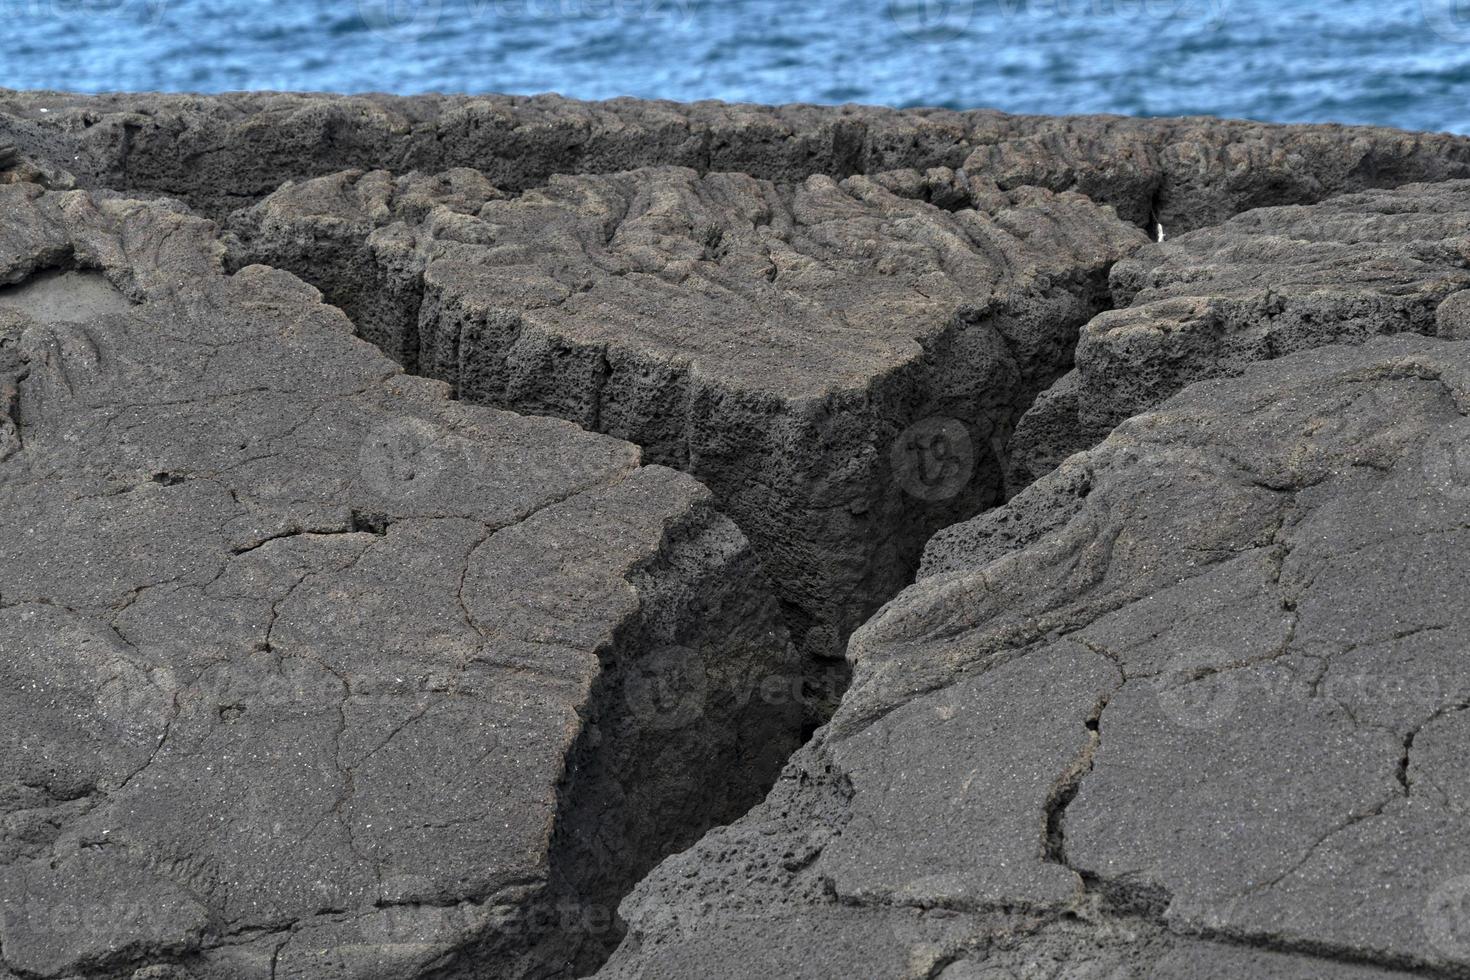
[2,0,1469,133]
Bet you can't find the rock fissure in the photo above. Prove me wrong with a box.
[7,96,1470,980]
[1041,686,1113,874]
[223,162,1144,726]
[605,330,1470,979]
[0,186,805,980]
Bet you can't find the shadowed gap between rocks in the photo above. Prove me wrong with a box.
[10,107,1470,980]
[0,240,802,979]
[69,152,1470,980]
[215,174,1133,978]
[413,498,803,979]
[221,213,1126,732]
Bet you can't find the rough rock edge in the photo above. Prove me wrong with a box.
[998,179,1470,501]
[221,166,1140,701]
[599,335,1470,979]
[6,90,1470,233]
[0,186,802,980]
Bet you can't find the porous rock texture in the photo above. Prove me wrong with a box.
[7,93,1470,980]
[0,184,801,978]
[224,164,1144,676]
[5,90,1470,231]
[1006,179,1470,492]
[602,332,1470,980]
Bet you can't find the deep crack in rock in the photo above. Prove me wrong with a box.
[0,186,801,979]
[5,94,1470,980]
[221,163,1144,718]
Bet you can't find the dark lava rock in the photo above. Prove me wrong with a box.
[6,90,1470,980]
[225,165,1144,684]
[5,90,1470,232]
[0,184,801,979]
[1006,179,1470,494]
[601,333,1470,979]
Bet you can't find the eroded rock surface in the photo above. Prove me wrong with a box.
[226,165,1143,685]
[603,334,1470,979]
[1006,179,1470,493]
[5,91,1470,980]
[5,90,1470,232]
[0,185,802,978]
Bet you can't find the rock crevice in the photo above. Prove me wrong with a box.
[0,186,801,979]
[604,334,1470,979]
[8,90,1470,233]
[5,96,1470,980]
[224,164,1143,711]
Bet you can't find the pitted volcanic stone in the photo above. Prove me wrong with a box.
[0,184,801,980]
[601,333,1470,980]
[1004,179,1470,494]
[229,165,1144,668]
[6,90,1470,232]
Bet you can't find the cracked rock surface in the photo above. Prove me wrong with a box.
[0,185,801,978]
[225,164,1143,675]
[1006,179,1470,493]
[6,91,1470,980]
[601,333,1470,979]
[5,91,1470,232]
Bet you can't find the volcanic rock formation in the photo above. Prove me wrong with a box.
[224,164,1142,685]
[3,92,1470,980]
[604,333,1470,980]
[4,91,1470,230]
[1005,179,1470,493]
[0,184,799,978]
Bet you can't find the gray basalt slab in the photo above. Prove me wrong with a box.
[5,91,1470,980]
[227,165,1144,679]
[0,184,801,979]
[4,90,1470,232]
[1006,179,1470,493]
[601,333,1470,979]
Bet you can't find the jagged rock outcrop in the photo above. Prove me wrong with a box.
[0,185,802,978]
[0,136,73,191]
[225,165,1143,689]
[1006,179,1470,493]
[6,90,1470,980]
[4,90,1470,232]
[601,333,1470,979]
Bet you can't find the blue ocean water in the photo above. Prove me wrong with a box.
[1,0,1468,133]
